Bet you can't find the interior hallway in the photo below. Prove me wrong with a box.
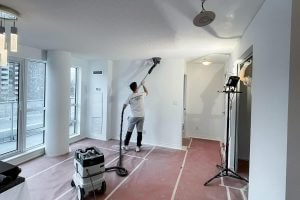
[20,138,248,200]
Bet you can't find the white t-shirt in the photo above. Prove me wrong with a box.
[125,92,146,117]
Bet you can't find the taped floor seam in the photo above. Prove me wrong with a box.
[170,138,192,200]
[26,147,148,181]
[104,146,156,200]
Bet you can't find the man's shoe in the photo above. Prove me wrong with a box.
[136,146,141,152]
[122,146,129,151]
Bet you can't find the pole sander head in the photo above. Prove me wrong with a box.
[148,57,161,74]
[152,57,161,65]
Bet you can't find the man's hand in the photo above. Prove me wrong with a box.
[243,60,252,67]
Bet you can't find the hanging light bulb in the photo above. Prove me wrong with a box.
[0,47,8,66]
[10,20,17,52]
[0,19,7,66]
[0,20,5,51]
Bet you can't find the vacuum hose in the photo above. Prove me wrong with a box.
[105,107,128,177]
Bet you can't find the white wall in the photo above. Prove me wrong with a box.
[228,0,292,199]
[110,59,184,149]
[286,0,300,199]
[9,44,45,61]
[185,63,225,142]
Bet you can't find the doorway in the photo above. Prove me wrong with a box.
[235,56,253,179]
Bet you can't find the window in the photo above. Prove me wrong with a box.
[0,59,46,158]
[69,67,80,136]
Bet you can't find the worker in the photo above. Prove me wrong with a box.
[239,60,252,86]
[123,80,148,152]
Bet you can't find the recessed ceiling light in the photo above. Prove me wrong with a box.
[202,61,212,66]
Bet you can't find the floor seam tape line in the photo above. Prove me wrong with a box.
[222,178,232,200]
[27,156,74,180]
[226,186,232,200]
[188,138,193,148]
[97,146,148,159]
[54,155,120,200]
[26,147,148,180]
[222,185,247,191]
[241,188,247,200]
[170,138,192,200]
[104,146,156,200]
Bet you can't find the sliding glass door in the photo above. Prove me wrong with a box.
[26,61,46,149]
[0,62,20,155]
[0,59,46,158]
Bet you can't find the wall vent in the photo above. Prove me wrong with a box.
[93,70,103,75]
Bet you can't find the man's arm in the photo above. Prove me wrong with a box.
[141,80,148,95]
[123,97,130,110]
[239,60,251,83]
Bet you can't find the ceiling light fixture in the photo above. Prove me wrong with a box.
[0,4,20,66]
[202,61,212,66]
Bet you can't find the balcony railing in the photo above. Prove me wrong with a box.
[0,100,45,144]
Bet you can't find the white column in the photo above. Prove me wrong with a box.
[45,50,71,156]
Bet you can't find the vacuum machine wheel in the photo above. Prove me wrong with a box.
[77,186,85,200]
[98,181,106,194]
[71,180,75,187]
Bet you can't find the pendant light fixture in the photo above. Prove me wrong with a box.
[0,21,6,66]
[0,21,5,50]
[0,47,7,66]
[10,20,17,52]
[0,4,20,66]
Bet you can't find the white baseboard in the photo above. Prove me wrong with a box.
[3,134,86,166]
[69,134,86,144]
[188,135,222,142]
[110,136,183,151]
[4,146,45,166]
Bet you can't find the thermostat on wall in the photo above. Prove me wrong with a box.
[93,70,103,75]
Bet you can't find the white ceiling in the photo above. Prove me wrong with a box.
[0,0,265,60]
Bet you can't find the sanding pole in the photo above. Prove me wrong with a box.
[137,57,161,89]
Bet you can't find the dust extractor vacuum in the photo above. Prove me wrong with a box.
[71,57,161,200]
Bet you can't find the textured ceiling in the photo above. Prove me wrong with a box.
[0,0,265,60]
